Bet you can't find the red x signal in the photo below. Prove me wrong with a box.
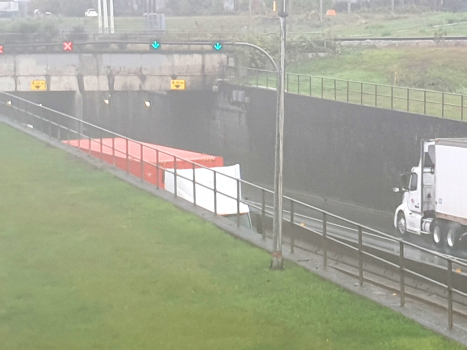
[63,42,73,51]
[0,46,3,54]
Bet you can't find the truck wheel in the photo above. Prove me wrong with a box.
[397,212,407,235]
[446,223,461,249]
[432,221,445,247]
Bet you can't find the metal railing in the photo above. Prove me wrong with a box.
[1,92,466,329]
[0,30,327,46]
[228,66,467,121]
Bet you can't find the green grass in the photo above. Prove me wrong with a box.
[3,10,467,36]
[0,122,465,349]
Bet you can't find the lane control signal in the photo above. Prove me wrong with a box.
[63,41,73,51]
[150,40,161,50]
[213,41,223,51]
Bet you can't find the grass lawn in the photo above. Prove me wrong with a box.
[0,122,464,350]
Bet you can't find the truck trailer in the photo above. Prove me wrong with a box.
[393,138,467,249]
[164,164,252,229]
[64,138,224,188]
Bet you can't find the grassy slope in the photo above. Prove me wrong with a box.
[0,126,465,349]
[290,47,467,93]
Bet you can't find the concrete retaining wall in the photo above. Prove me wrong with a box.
[0,52,227,92]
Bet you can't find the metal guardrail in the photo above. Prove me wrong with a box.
[1,92,466,329]
[0,30,327,45]
[228,66,467,121]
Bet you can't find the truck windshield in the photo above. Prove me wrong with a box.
[409,173,418,191]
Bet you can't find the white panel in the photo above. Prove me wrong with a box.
[113,76,141,90]
[50,76,79,91]
[0,77,16,91]
[83,76,109,91]
[165,164,249,215]
[435,145,467,220]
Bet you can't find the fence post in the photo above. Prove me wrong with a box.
[261,189,266,240]
[461,95,464,121]
[173,156,178,198]
[290,200,295,253]
[88,134,92,155]
[334,79,337,100]
[112,137,115,166]
[99,130,103,159]
[391,86,394,109]
[442,93,445,118]
[360,82,363,105]
[424,90,427,115]
[407,89,409,112]
[297,75,300,95]
[78,120,81,150]
[236,178,240,228]
[192,163,196,206]
[447,260,453,328]
[213,170,217,215]
[309,76,312,96]
[126,138,129,174]
[358,225,363,286]
[48,112,52,138]
[140,144,144,182]
[399,241,405,306]
[156,149,160,190]
[375,85,378,107]
[266,76,269,89]
[347,81,350,103]
[323,212,327,269]
[287,74,290,92]
[321,78,324,98]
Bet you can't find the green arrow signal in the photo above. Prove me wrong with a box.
[151,41,161,50]
[213,42,223,51]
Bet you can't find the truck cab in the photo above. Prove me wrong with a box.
[394,139,467,250]
[394,141,435,237]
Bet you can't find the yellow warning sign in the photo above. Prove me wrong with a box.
[30,80,47,91]
[171,80,186,90]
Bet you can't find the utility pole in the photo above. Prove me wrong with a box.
[348,0,351,14]
[109,0,115,34]
[320,0,323,22]
[391,0,395,14]
[102,0,109,33]
[98,0,103,34]
[271,0,287,270]
[249,0,252,31]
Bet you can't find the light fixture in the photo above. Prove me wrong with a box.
[144,100,151,107]
[6,100,11,106]
[104,99,110,105]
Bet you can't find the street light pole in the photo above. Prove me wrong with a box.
[249,0,252,31]
[271,0,287,270]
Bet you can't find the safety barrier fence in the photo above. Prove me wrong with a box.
[0,30,327,46]
[227,66,467,121]
[1,92,466,329]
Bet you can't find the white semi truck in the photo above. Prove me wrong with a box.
[393,138,467,249]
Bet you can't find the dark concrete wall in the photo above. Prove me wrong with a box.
[50,87,467,227]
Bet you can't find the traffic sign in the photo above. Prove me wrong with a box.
[30,80,47,91]
[213,41,223,51]
[170,80,186,90]
[150,40,161,50]
[63,41,73,51]
[0,45,3,54]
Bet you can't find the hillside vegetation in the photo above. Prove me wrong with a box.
[290,46,467,93]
